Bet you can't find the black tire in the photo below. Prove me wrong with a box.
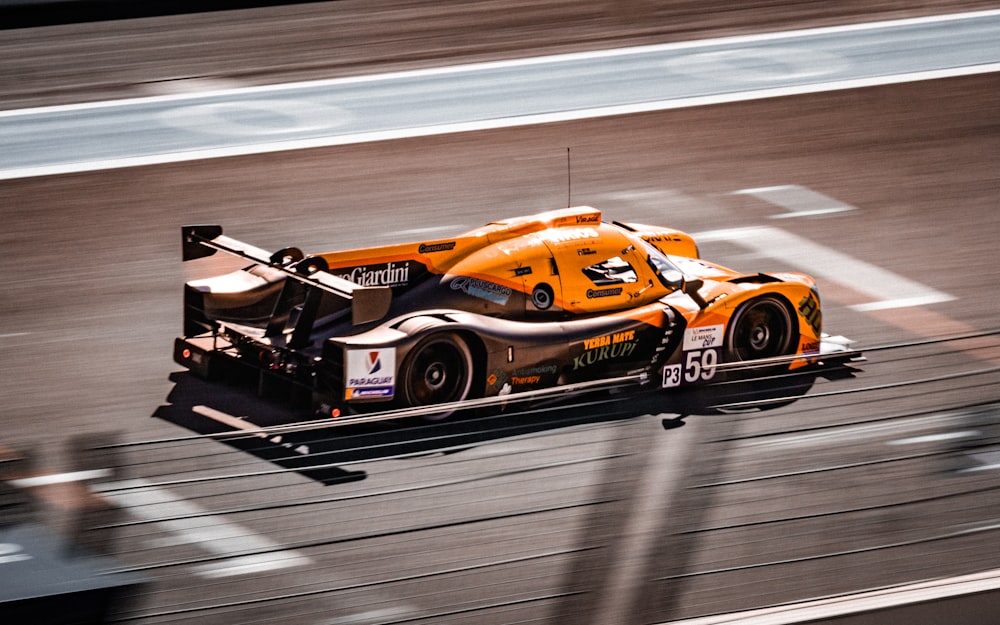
[726,296,796,362]
[400,333,475,420]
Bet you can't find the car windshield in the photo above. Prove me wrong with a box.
[641,241,685,289]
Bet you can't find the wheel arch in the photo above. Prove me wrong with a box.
[723,291,801,361]
[456,328,489,398]
[392,314,488,406]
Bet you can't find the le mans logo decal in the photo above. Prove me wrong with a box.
[346,348,395,399]
[683,324,724,350]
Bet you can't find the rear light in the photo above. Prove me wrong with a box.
[316,404,342,418]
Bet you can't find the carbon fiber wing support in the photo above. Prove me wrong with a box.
[181,224,392,327]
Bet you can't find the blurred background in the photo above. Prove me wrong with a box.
[2,1,999,623]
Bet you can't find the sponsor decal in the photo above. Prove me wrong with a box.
[641,232,682,244]
[540,227,600,244]
[575,213,601,224]
[513,365,557,376]
[487,369,509,389]
[347,388,394,399]
[511,375,541,386]
[490,365,556,393]
[583,329,636,350]
[573,340,638,370]
[514,266,533,276]
[335,262,410,288]
[798,293,822,334]
[418,241,456,254]
[451,276,513,305]
[801,339,820,354]
[577,247,597,256]
[683,324,724,350]
[345,348,395,399]
[586,287,623,299]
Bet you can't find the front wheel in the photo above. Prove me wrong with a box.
[726,296,796,362]
[400,333,475,420]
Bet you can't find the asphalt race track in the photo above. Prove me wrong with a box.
[2,2,1000,624]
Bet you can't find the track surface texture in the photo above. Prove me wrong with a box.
[2,2,1000,624]
[0,0,996,109]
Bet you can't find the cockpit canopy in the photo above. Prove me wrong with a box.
[446,209,695,317]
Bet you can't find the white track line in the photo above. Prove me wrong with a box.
[733,185,858,219]
[660,566,1000,624]
[97,478,311,579]
[3,9,998,119]
[8,469,111,488]
[4,64,1000,183]
[694,226,954,311]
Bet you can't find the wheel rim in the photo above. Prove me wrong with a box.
[404,335,473,409]
[730,298,793,361]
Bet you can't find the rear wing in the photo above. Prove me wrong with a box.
[182,225,392,327]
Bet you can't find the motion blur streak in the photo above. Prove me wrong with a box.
[2,11,1000,180]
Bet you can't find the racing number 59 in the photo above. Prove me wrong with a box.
[684,349,718,384]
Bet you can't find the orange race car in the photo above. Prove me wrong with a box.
[175,206,851,418]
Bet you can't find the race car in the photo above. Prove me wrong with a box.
[174,206,841,419]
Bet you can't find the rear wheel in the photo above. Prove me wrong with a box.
[400,333,474,420]
[727,296,795,362]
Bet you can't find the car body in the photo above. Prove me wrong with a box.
[174,206,835,418]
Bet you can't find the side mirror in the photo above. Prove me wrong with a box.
[682,278,708,309]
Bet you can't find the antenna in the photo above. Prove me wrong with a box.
[566,147,572,207]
